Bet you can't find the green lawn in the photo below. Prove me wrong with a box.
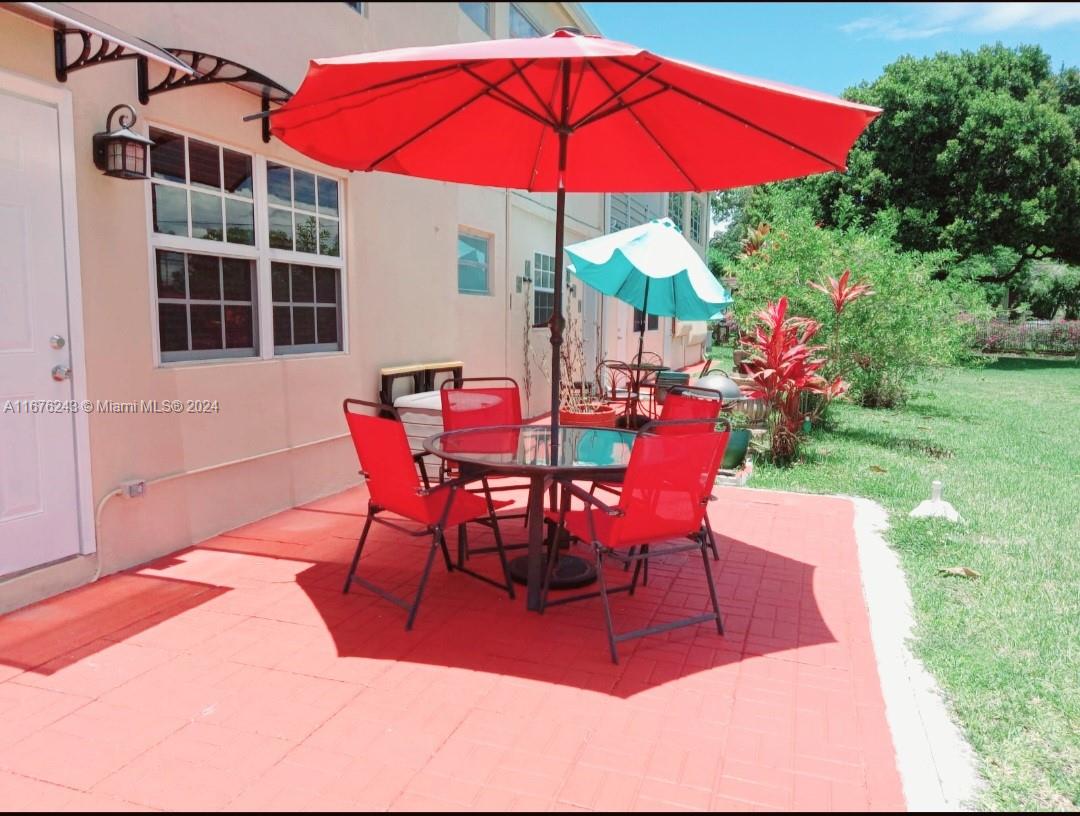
[717,349,1080,810]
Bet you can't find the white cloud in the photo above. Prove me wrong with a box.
[840,17,950,41]
[841,3,1080,41]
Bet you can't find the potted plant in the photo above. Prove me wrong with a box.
[549,295,617,427]
[720,409,752,470]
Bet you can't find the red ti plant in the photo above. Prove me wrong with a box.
[808,268,874,382]
[739,222,772,258]
[739,297,847,463]
[808,268,874,314]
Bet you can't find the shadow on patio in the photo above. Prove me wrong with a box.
[0,485,905,811]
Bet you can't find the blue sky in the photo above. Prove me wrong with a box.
[581,3,1080,95]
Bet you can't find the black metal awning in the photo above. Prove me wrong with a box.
[4,2,293,142]
[5,1,194,78]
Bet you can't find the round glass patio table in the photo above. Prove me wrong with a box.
[424,424,637,611]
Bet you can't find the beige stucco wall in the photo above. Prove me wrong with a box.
[0,2,604,610]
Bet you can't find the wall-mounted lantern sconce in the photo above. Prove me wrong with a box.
[92,104,154,179]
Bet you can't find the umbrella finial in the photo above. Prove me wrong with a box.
[554,26,582,36]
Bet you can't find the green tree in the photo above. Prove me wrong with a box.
[803,44,1079,281]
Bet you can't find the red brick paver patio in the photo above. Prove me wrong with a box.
[0,486,905,812]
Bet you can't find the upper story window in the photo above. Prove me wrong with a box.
[344,2,365,15]
[458,229,491,294]
[510,3,542,38]
[148,127,346,364]
[150,129,255,246]
[460,2,491,34]
[668,192,684,231]
[690,196,703,243]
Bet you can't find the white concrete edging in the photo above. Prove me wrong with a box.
[850,496,982,811]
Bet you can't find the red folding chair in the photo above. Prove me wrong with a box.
[594,385,726,563]
[542,423,730,663]
[440,377,530,561]
[343,399,514,630]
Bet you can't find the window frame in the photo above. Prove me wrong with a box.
[510,3,542,38]
[690,195,703,243]
[668,192,684,231]
[459,1,492,34]
[531,251,556,329]
[457,227,493,295]
[144,121,348,367]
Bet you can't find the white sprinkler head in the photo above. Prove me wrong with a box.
[909,479,963,522]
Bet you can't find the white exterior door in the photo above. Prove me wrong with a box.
[0,89,82,577]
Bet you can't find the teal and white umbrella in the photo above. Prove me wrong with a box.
[566,218,732,363]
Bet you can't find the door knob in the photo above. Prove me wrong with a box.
[51,365,72,382]
[50,335,66,350]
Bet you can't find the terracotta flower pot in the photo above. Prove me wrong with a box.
[558,404,617,427]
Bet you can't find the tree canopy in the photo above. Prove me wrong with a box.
[717,44,1080,283]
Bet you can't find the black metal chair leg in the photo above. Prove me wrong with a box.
[703,513,720,561]
[643,543,649,586]
[438,531,453,572]
[595,546,620,664]
[540,485,571,613]
[457,523,467,567]
[483,479,515,599]
[343,510,375,593]
[405,532,442,631]
[630,548,644,594]
[700,538,724,635]
[623,544,636,572]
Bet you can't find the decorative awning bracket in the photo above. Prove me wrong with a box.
[42,13,290,143]
[136,50,292,143]
[53,26,137,82]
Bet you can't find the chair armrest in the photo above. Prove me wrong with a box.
[417,472,485,496]
[557,480,624,517]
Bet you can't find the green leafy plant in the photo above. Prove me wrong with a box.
[733,196,989,407]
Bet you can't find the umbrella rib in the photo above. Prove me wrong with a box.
[585,61,701,191]
[608,57,845,172]
[365,63,534,171]
[569,62,662,131]
[524,60,565,189]
[511,60,559,124]
[461,63,558,128]
[573,85,669,131]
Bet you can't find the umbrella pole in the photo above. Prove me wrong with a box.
[635,277,650,367]
[549,59,572,446]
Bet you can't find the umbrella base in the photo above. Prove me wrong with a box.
[508,554,596,589]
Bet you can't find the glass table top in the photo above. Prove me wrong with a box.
[424,424,637,473]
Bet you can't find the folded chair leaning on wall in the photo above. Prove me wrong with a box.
[541,419,730,663]
[342,399,515,630]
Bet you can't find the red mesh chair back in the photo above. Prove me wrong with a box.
[610,429,728,548]
[657,387,722,433]
[343,399,424,519]
[440,377,522,431]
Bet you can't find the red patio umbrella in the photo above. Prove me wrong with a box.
[261,27,880,424]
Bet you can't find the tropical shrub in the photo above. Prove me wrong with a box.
[733,202,989,407]
[739,298,845,463]
[972,319,1080,354]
